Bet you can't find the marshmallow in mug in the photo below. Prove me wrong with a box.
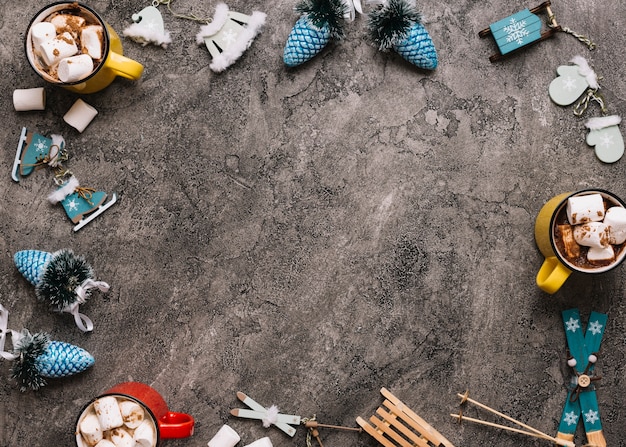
[31,22,57,47]
[573,222,609,249]
[58,54,94,83]
[588,245,615,262]
[93,396,124,431]
[567,193,605,225]
[37,31,78,67]
[81,25,104,59]
[604,206,626,245]
[50,13,86,33]
[133,419,156,447]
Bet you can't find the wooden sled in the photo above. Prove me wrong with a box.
[479,1,561,63]
[356,388,455,447]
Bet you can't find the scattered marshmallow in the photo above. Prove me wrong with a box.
[64,99,98,133]
[567,193,605,225]
[30,22,57,47]
[243,437,273,447]
[604,206,626,245]
[94,440,116,447]
[37,32,78,66]
[587,245,615,262]
[81,25,104,59]
[13,87,46,111]
[208,424,241,447]
[573,222,609,248]
[58,54,94,83]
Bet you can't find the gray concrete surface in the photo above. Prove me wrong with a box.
[1,0,626,446]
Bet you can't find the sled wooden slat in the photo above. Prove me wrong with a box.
[356,388,456,447]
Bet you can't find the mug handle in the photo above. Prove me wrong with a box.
[536,256,572,294]
[159,411,195,438]
[106,52,144,80]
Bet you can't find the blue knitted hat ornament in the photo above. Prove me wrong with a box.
[0,305,94,391]
[367,0,438,70]
[283,0,355,67]
[14,249,109,332]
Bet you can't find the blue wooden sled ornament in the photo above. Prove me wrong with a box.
[556,309,607,447]
[479,1,561,63]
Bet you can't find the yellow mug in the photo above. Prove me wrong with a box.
[25,2,143,94]
[534,189,626,294]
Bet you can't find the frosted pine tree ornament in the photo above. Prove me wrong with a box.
[0,305,94,391]
[283,0,350,67]
[367,0,438,70]
[14,249,110,332]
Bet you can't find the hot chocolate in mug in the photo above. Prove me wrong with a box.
[534,189,626,294]
[75,382,194,446]
[26,2,143,94]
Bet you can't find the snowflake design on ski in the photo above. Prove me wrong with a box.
[584,409,600,425]
[503,18,529,45]
[588,320,603,335]
[563,411,579,426]
[565,317,580,332]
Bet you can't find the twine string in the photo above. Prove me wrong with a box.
[74,186,97,206]
[546,9,596,50]
[574,89,608,117]
[152,0,212,24]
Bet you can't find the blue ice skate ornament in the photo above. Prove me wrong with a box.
[12,127,67,182]
[196,3,266,72]
[123,5,172,48]
[48,175,117,232]
[14,249,110,332]
[283,0,360,67]
[366,0,438,70]
[0,305,94,391]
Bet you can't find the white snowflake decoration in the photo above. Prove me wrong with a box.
[563,411,578,426]
[503,18,529,45]
[566,317,580,333]
[588,320,603,335]
[584,409,600,425]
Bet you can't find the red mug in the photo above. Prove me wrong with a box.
[76,382,194,446]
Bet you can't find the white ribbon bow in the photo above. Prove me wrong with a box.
[343,0,364,21]
[62,279,110,332]
[0,305,19,361]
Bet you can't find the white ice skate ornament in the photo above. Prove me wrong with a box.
[196,3,266,72]
[124,5,172,48]
[585,115,624,163]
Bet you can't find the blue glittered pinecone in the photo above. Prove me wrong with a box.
[284,16,332,67]
[367,0,438,70]
[11,330,94,391]
[393,21,437,69]
[283,0,347,67]
[14,249,95,311]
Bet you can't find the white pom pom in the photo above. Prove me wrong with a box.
[567,358,577,368]
[261,405,279,428]
[588,354,597,364]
